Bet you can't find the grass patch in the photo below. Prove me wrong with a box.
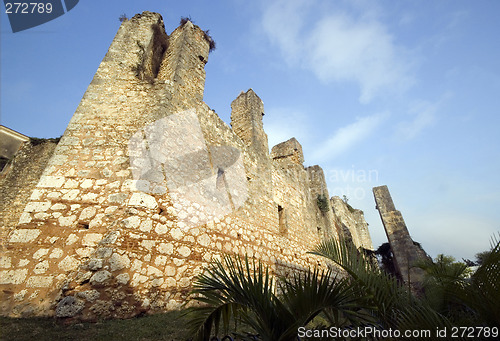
[0,310,191,341]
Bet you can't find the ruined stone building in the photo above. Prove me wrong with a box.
[0,12,373,320]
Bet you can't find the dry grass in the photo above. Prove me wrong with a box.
[0,310,191,341]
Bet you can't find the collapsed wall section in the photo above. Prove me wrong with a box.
[330,196,373,250]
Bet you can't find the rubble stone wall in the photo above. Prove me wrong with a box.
[0,11,372,320]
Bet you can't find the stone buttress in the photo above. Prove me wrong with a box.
[373,185,429,285]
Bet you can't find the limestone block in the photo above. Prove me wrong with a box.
[66,234,79,245]
[86,216,101,229]
[82,193,99,202]
[122,216,140,229]
[58,255,79,272]
[131,273,148,286]
[178,246,191,258]
[109,193,128,204]
[170,228,183,240]
[0,257,11,268]
[154,255,167,267]
[49,248,64,259]
[90,270,112,286]
[64,179,79,188]
[164,266,176,277]
[29,189,43,200]
[0,269,28,284]
[56,296,85,317]
[26,275,53,287]
[75,248,91,258]
[9,229,41,243]
[18,212,32,224]
[109,253,130,272]
[178,277,190,287]
[62,189,80,201]
[50,203,66,211]
[88,259,103,271]
[25,201,51,212]
[47,192,61,199]
[76,290,100,302]
[96,179,107,186]
[104,206,118,214]
[81,179,94,189]
[33,248,49,261]
[79,206,97,221]
[154,223,168,234]
[116,273,130,285]
[139,219,153,232]
[58,215,77,227]
[151,278,164,287]
[38,175,65,188]
[34,212,50,220]
[34,260,49,274]
[158,242,173,254]
[128,193,158,210]
[146,266,162,277]
[82,233,103,246]
[116,170,130,177]
[141,240,155,251]
[197,233,211,247]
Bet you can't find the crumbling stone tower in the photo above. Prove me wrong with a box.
[373,185,428,285]
[0,12,372,320]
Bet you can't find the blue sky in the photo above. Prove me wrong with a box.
[1,0,499,261]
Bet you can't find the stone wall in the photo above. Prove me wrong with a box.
[0,11,372,320]
[0,140,58,252]
[331,196,373,250]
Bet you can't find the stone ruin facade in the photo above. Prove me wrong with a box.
[0,12,373,320]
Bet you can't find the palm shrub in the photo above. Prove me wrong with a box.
[310,238,452,333]
[186,236,500,340]
[441,235,500,328]
[186,255,370,340]
[414,254,471,320]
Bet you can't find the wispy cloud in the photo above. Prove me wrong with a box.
[261,0,414,103]
[311,112,387,162]
[395,92,451,140]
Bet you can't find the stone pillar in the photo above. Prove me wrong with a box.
[271,137,303,168]
[373,185,427,285]
[307,165,337,240]
[157,20,210,105]
[230,89,269,157]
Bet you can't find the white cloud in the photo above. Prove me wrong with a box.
[395,92,451,139]
[261,0,310,65]
[311,112,387,162]
[261,0,413,103]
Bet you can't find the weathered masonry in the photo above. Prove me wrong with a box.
[0,12,372,320]
[373,185,429,286]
